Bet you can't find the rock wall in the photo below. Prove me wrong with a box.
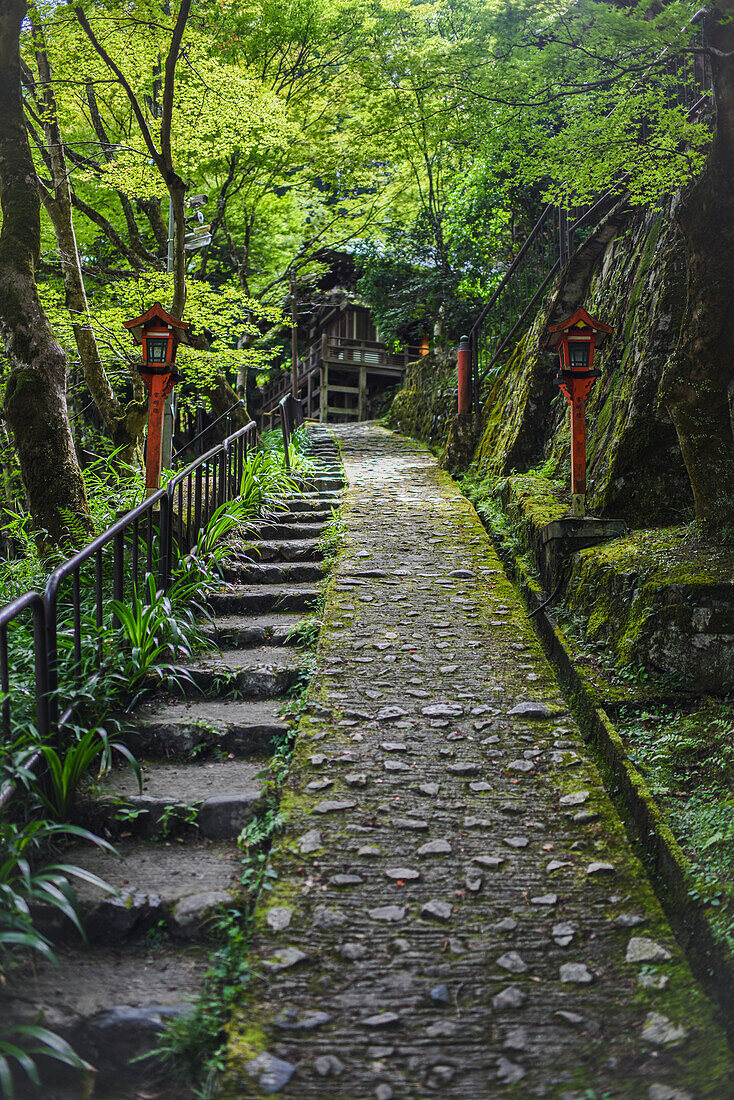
[566,529,734,690]
[473,203,694,526]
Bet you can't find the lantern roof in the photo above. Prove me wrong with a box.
[543,307,613,349]
[123,301,192,347]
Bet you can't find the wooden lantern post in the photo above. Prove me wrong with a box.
[544,308,613,517]
[123,303,190,492]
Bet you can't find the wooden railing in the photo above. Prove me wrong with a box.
[259,335,422,427]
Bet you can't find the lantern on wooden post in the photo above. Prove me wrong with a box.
[123,302,191,492]
[543,308,613,517]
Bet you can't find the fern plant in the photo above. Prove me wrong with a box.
[0,819,115,1098]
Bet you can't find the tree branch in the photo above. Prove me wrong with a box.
[68,1,163,169]
[160,0,191,170]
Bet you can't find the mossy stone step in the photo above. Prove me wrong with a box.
[171,645,308,697]
[128,695,290,757]
[268,508,332,523]
[280,490,342,504]
[2,944,206,1093]
[81,758,266,839]
[222,560,324,585]
[245,538,323,563]
[300,478,344,492]
[208,583,320,615]
[38,839,240,944]
[199,612,306,649]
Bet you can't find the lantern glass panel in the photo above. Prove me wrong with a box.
[146,336,169,363]
[568,340,590,368]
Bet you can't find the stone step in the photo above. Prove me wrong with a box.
[254,521,327,540]
[128,695,291,758]
[296,477,344,492]
[171,645,309,697]
[278,498,334,514]
[307,476,344,489]
[246,538,323,563]
[2,944,206,1093]
[37,839,240,944]
[269,508,332,523]
[222,560,324,585]
[281,489,342,503]
[209,583,320,615]
[80,757,266,839]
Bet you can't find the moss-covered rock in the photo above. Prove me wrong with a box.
[384,350,457,450]
[565,527,734,689]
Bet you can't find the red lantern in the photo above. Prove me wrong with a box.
[544,308,613,517]
[123,302,191,491]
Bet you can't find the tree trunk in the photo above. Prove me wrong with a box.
[663,2,734,530]
[0,0,92,549]
[168,177,188,320]
[32,28,148,465]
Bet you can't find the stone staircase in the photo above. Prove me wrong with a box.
[4,427,343,1098]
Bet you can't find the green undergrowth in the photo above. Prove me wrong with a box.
[461,461,566,583]
[617,696,734,949]
[154,805,285,1099]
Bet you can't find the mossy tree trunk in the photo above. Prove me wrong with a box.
[29,19,148,465]
[663,1,734,531]
[0,0,92,548]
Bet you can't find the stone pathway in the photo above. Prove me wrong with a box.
[225,424,733,1100]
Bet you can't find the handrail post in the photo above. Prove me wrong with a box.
[159,490,171,592]
[113,529,125,625]
[33,598,50,738]
[280,395,292,471]
[219,444,228,507]
[44,587,59,732]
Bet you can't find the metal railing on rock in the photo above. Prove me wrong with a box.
[467,45,713,406]
[0,420,258,808]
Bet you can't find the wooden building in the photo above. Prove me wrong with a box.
[260,294,423,425]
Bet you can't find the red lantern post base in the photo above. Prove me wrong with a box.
[140,368,177,492]
[558,371,597,518]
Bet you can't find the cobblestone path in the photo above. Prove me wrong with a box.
[225,424,733,1099]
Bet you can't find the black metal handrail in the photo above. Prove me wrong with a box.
[43,485,169,729]
[0,419,258,806]
[0,591,48,743]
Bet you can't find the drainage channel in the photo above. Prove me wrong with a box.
[2,425,344,1099]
